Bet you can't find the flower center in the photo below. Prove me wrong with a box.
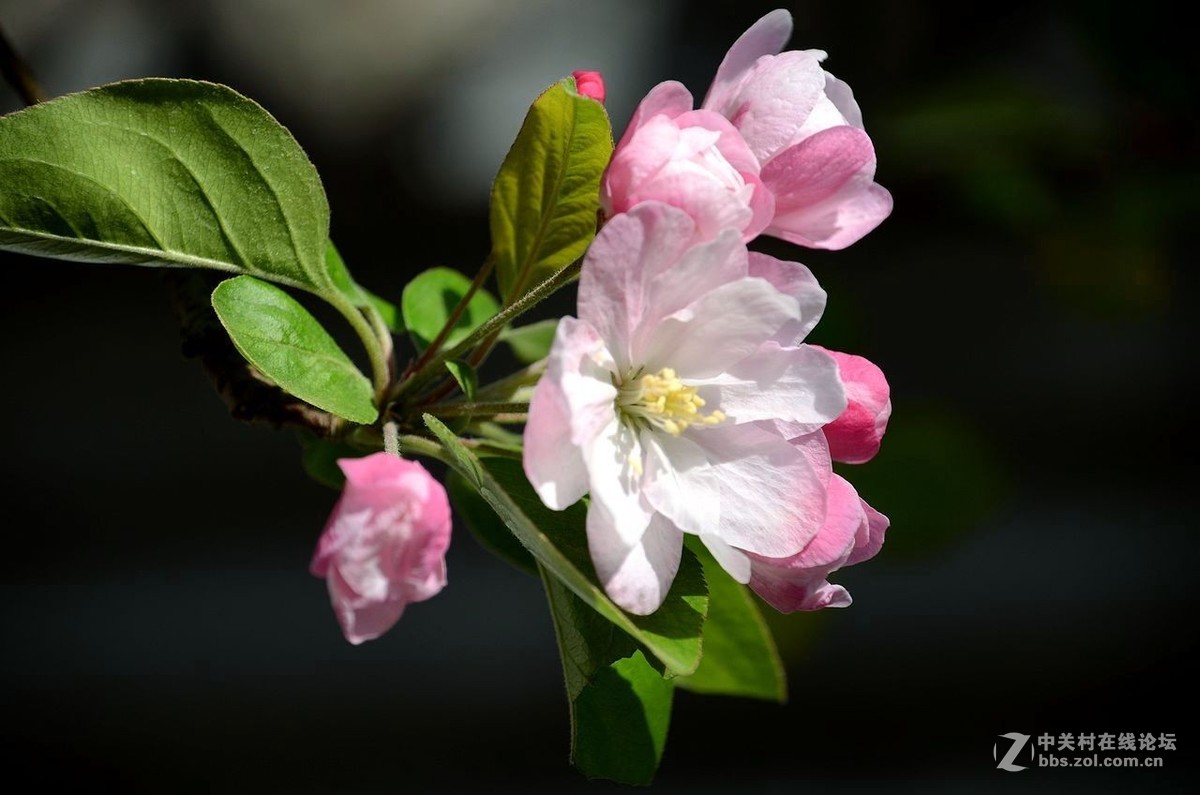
[616,367,725,436]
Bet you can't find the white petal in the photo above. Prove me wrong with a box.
[523,318,616,509]
[579,204,700,372]
[640,278,799,379]
[701,534,752,584]
[699,342,846,427]
[642,431,720,537]
[689,423,828,558]
[588,508,684,616]
[585,417,653,545]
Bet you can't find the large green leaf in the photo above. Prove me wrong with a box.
[0,79,332,292]
[212,276,377,424]
[426,418,707,675]
[490,78,611,302]
[401,266,499,352]
[542,569,673,785]
[676,538,787,702]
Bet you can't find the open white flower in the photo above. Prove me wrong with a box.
[523,202,847,614]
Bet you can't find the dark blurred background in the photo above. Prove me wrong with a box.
[1,1,1195,791]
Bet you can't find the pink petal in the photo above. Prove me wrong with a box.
[747,474,865,612]
[762,126,892,250]
[747,252,827,344]
[615,80,694,150]
[716,49,829,164]
[702,9,794,117]
[761,125,875,213]
[811,346,891,464]
[846,498,889,566]
[588,509,683,616]
[524,318,617,509]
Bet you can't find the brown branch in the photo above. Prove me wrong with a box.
[167,271,342,437]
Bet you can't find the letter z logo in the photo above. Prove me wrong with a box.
[994,732,1032,772]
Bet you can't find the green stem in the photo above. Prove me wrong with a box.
[326,290,391,406]
[392,260,581,401]
[428,401,529,418]
[473,358,547,402]
[397,434,452,465]
[383,421,400,456]
[364,301,396,380]
[404,254,495,379]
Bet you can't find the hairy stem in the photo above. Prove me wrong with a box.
[404,254,495,379]
[392,260,580,401]
[428,401,529,418]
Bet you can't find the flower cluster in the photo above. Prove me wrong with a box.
[309,8,894,641]
[526,9,892,615]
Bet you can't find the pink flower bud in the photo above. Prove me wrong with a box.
[813,347,891,464]
[748,475,889,611]
[310,453,451,645]
[601,82,774,243]
[572,70,606,104]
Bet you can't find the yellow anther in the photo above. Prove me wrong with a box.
[617,367,726,436]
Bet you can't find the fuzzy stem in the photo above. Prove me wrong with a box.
[392,260,580,401]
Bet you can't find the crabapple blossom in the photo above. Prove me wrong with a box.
[310,453,452,644]
[523,201,849,615]
[701,9,892,249]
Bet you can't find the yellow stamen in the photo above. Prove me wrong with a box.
[617,367,725,436]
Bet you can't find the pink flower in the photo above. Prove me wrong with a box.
[524,202,848,615]
[310,453,452,645]
[600,82,774,243]
[572,70,606,104]
[813,346,891,464]
[701,9,892,249]
[747,469,889,611]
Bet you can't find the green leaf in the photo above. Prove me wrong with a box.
[401,266,499,352]
[444,360,477,400]
[0,79,333,293]
[542,569,673,785]
[499,318,558,364]
[212,276,378,424]
[425,417,707,675]
[490,78,612,302]
[447,469,537,575]
[676,538,787,702]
